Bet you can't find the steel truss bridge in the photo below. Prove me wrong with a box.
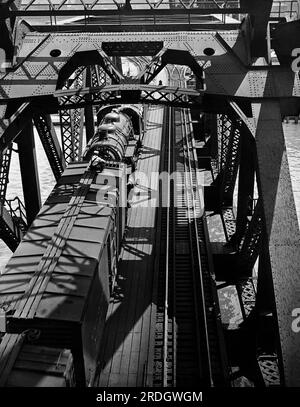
[1,0,300,387]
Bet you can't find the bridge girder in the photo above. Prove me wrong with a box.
[0,31,299,113]
[139,47,205,89]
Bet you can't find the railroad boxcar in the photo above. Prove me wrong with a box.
[0,334,75,387]
[0,161,127,387]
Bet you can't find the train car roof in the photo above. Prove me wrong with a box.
[0,162,122,322]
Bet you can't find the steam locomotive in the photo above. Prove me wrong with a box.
[0,105,143,387]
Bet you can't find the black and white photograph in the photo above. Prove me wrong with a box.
[0,0,299,403]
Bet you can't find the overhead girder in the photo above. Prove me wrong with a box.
[0,84,203,154]
[138,48,205,89]
[102,41,163,57]
[3,1,245,16]
[56,50,124,89]
[56,83,204,110]
[1,30,300,110]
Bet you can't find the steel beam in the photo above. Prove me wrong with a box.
[139,48,205,89]
[5,2,244,17]
[220,119,241,207]
[237,199,263,276]
[33,113,65,181]
[17,120,41,226]
[1,31,300,107]
[59,67,86,163]
[0,203,21,252]
[0,146,12,203]
[84,67,95,144]
[0,0,22,63]
[7,9,244,18]
[0,102,35,154]
[56,50,124,89]
[0,85,203,153]
[253,100,300,386]
[55,84,203,110]
[32,22,241,32]
[233,123,255,246]
[213,114,241,208]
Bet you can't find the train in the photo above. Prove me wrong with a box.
[0,105,143,387]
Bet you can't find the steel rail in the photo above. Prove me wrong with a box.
[181,107,213,386]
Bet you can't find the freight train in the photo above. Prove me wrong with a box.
[0,105,143,387]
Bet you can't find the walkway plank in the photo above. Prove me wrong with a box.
[97,106,164,387]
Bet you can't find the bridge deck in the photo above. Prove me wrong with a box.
[97,105,163,387]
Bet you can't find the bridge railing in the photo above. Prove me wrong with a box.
[5,197,28,238]
[17,0,240,11]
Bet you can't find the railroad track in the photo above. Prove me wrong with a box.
[153,105,228,387]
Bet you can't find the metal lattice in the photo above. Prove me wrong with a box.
[221,207,236,241]
[217,114,241,206]
[258,355,281,386]
[0,200,25,252]
[0,144,26,251]
[34,114,65,181]
[221,125,241,205]
[59,67,86,163]
[215,115,241,240]
[236,278,256,318]
[239,199,263,272]
[0,146,12,203]
[139,48,167,84]
[56,84,203,110]
[90,65,110,88]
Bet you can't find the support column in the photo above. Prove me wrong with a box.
[34,114,65,182]
[84,67,95,143]
[210,114,218,160]
[234,125,255,245]
[17,121,41,226]
[254,101,300,386]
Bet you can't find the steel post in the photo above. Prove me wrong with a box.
[17,120,41,226]
[84,67,95,144]
[234,126,255,245]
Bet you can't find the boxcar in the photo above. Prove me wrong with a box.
[0,162,127,386]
